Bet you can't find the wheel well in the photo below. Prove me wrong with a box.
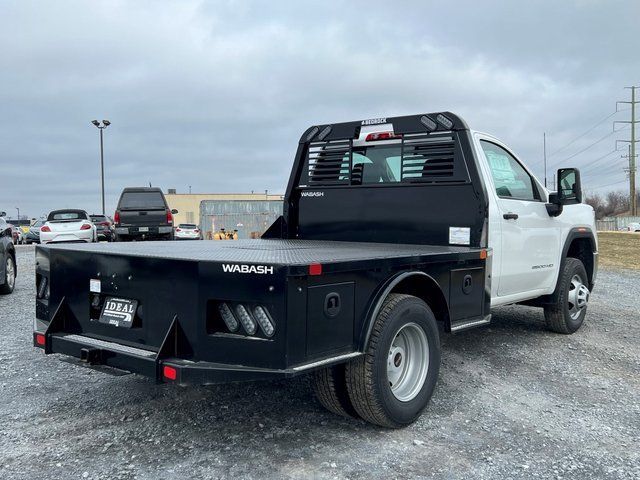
[389,274,450,329]
[566,237,594,289]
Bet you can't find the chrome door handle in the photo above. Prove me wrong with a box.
[503,212,519,220]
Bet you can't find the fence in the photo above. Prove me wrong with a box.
[596,216,640,231]
[199,200,283,239]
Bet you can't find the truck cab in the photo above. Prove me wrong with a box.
[33,112,597,428]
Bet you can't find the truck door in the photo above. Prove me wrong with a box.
[477,138,560,297]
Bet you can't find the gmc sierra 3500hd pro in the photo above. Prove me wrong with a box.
[33,112,597,428]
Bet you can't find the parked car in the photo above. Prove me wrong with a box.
[9,224,24,245]
[175,223,201,240]
[40,209,97,244]
[0,213,16,294]
[90,214,114,242]
[627,222,640,232]
[25,220,43,244]
[113,187,177,241]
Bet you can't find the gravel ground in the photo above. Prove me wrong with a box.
[1,246,638,479]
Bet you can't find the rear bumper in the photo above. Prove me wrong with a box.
[33,330,360,385]
[115,226,173,236]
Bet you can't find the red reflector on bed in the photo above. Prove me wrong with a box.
[163,366,177,381]
[35,333,45,346]
[309,263,323,276]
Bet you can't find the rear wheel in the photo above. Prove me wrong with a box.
[312,364,359,418]
[0,255,16,294]
[544,258,590,334]
[346,294,440,428]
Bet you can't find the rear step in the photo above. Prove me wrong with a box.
[62,334,156,358]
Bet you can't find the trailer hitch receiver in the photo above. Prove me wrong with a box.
[80,347,102,364]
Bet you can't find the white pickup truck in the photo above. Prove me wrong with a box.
[34,112,597,428]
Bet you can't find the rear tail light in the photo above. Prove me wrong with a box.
[218,303,239,332]
[194,229,199,233]
[166,210,173,224]
[253,306,275,337]
[235,304,257,335]
[365,132,403,142]
[114,211,120,224]
[80,224,92,230]
[34,333,46,347]
[176,228,181,232]
[162,365,177,381]
[40,225,51,232]
[99,221,110,226]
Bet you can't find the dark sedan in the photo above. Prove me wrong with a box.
[90,215,114,241]
[24,220,43,244]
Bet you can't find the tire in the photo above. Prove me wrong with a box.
[544,258,590,334]
[0,254,16,295]
[312,364,359,419]
[345,293,440,428]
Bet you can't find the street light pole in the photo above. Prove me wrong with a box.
[15,207,19,220]
[91,120,111,215]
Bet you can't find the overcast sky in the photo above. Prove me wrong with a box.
[1,0,638,219]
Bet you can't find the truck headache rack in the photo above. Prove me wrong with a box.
[305,133,466,187]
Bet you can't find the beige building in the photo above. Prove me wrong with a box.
[165,192,284,227]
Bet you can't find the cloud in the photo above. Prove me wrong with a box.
[0,0,637,218]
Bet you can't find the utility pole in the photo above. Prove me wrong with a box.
[543,132,547,188]
[615,86,638,216]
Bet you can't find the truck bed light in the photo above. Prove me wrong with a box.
[218,303,239,332]
[163,365,177,381]
[253,306,275,337]
[235,304,257,335]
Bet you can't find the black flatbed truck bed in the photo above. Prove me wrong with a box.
[34,238,488,384]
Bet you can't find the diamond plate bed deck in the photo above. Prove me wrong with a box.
[46,239,482,265]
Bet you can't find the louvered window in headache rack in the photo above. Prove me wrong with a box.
[300,133,468,187]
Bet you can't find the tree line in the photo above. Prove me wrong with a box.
[584,191,639,219]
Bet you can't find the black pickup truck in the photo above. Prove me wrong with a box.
[34,112,507,428]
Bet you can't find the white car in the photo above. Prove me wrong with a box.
[628,222,640,232]
[175,223,201,240]
[40,209,97,244]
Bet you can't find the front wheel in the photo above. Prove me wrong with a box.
[544,258,590,334]
[345,293,440,428]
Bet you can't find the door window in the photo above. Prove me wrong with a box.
[480,141,539,201]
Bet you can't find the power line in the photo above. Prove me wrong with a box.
[580,149,621,175]
[587,178,628,190]
[547,109,626,159]
[548,124,629,170]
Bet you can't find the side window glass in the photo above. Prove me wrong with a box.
[480,141,537,201]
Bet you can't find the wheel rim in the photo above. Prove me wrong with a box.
[387,322,429,402]
[6,257,15,290]
[568,274,589,320]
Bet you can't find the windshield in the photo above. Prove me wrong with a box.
[179,224,197,229]
[119,192,166,210]
[48,211,88,221]
[90,215,108,222]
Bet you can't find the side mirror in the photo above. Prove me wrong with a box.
[171,209,179,215]
[557,168,582,204]
[0,211,6,217]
